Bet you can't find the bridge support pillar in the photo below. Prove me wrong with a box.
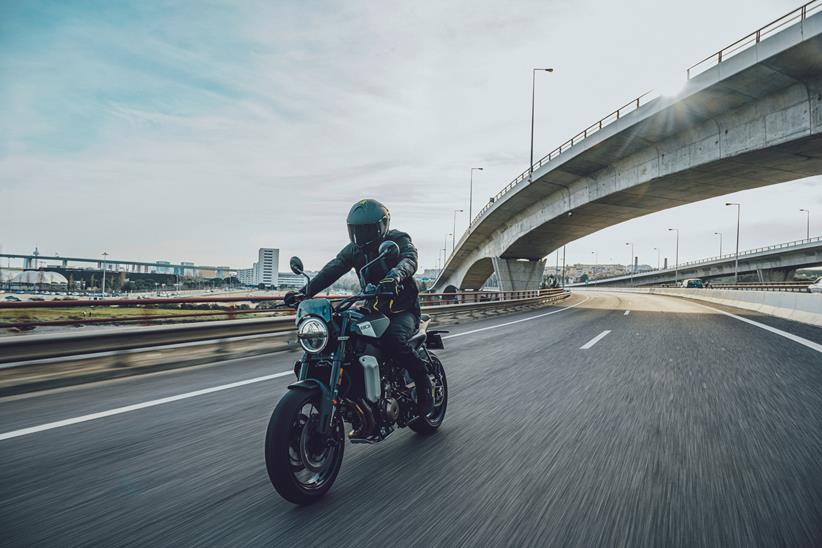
[492,258,546,291]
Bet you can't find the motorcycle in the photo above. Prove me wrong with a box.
[265,241,449,505]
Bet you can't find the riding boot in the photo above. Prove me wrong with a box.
[412,371,434,416]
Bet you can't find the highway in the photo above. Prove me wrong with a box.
[1,291,821,547]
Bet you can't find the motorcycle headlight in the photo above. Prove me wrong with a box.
[297,317,329,353]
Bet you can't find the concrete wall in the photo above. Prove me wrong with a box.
[577,287,822,327]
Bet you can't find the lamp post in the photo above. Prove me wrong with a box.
[452,209,463,254]
[560,245,566,288]
[714,232,723,257]
[800,208,810,240]
[653,247,661,270]
[469,167,483,225]
[625,242,634,285]
[591,251,598,278]
[725,202,741,282]
[530,67,554,177]
[101,251,109,296]
[668,228,680,285]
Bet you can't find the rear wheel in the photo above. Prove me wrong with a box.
[410,354,447,434]
[265,389,344,505]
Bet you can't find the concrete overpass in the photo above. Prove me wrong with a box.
[434,7,822,292]
[574,235,822,286]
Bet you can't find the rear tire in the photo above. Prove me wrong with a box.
[410,354,447,435]
[265,389,344,505]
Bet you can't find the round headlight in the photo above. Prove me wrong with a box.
[298,317,329,353]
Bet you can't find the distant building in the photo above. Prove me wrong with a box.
[155,261,174,274]
[254,248,278,287]
[278,271,315,289]
[237,268,255,286]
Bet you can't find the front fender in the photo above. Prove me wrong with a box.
[287,379,334,434]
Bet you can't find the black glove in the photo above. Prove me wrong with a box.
[374,271,400,313]
[377,271,400,296]
[283,291,303,308]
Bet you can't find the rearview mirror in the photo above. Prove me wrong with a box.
[379,240,400,260]
[289,256,304,275]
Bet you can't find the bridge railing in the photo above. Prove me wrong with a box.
[464,1,820,235]
[687,0,822,78]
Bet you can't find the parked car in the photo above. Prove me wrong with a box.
[681,278,704,288]
[809,277,822,294]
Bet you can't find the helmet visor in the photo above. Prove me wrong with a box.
[348,223,382,247]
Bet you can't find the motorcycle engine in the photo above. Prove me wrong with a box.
[381,397,399,422]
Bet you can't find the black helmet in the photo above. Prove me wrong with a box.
[347,199,390,248]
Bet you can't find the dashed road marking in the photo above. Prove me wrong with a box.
[580,330,611,350]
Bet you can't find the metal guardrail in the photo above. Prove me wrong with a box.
[0,289,553,330]
[709,282,812,292]
[0,290,569,364]
[462,1,819,233]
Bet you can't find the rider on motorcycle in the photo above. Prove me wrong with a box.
[284,199,434,415]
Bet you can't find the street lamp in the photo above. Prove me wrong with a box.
[800,208,810,240]
[714,232,723,257]
[469,167,484,224]
[101,251,109,297]
[625,242,634,285]
[668,228,680,285]
[530,67,555,177]
[591,251,598,277]
[653,247,661,270]
[452,209,464,254]
[725,202,741,282]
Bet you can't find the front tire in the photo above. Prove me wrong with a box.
[265,389,344,505]
[410,354,448,434]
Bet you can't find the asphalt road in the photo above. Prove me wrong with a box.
[1,291,821,547]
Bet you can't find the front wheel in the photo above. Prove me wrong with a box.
[410,354,448,434]
[265,389,344,505]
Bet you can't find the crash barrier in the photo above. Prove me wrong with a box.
[0,290,569,396]
[576,287,822,327]
[0,289,553,330]
[708,282,812,292]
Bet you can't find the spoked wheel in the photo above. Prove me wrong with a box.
[265,389,344,505]
[410,354,448,434]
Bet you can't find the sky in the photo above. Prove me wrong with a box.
[1,0,819,273]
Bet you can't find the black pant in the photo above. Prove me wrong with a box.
[380,310,427,381]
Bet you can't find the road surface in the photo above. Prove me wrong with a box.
[1,290,821,547]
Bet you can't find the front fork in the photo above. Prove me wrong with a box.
[297,315,351,436]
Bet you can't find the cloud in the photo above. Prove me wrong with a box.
[1,0,816,272]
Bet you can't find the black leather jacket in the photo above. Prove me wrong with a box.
[301,229,420,316]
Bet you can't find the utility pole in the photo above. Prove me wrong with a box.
[668,228,680,285]
[800,208,810,240]
[469,168,483,225]
[101,251,109,296]
[530,67,554,177]
[560,245,566,287]
[725,203,741,282]
[452,209,463,254]
[625,242,634,285]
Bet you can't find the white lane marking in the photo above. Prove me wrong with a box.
[695,303,822,354]
[624,310,630,316]
[443,295,590,340]
[0,371,292,442]
[0,295,591,441]
[580,330,611,350]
